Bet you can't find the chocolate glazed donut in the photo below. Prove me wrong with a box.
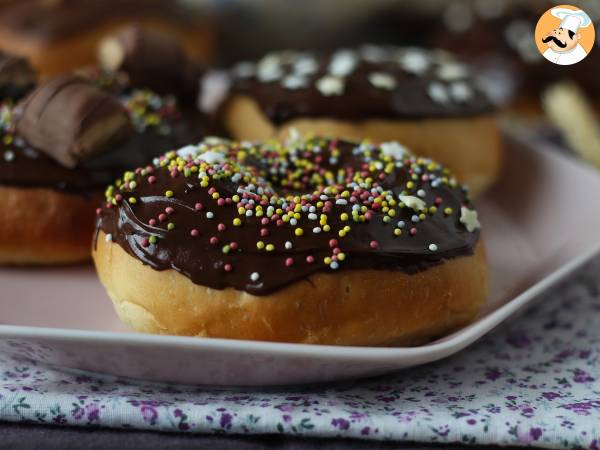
[93,136,487,346]
[219,46,502,196]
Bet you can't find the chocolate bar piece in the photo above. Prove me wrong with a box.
[14,74,133,168]
[98,25,201,101]
[0,51,36,99]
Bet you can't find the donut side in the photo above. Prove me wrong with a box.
[94,230,486,346]
[0,186,97,264]
[222,95,502,196]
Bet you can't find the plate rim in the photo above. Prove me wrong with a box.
[1,130,599,363]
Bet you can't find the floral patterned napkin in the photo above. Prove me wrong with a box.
[1,258,599,449]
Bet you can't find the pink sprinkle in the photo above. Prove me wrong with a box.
[435,197,443,206]
[306,255,315,264]
[224,264,233,272]
[149,219,157,226]
[158,213,167,222]
[148,176,157,184]
[261,218,269,225]
[230,242,238,251]
[329,239,338,248]
[276,220,284,227]
[370,240,379,249]
[115,194,123,202]
[260,228,269,237]
[217,223,226,232]
[165,207,174,215]
[141,238,150,248]
[190,229,200,237]
[285,257,294,267]
[217,198,225,206]
[333,248,341,255]
[209,236,219,245]
[195,202,204,211]
[95,208,102,216]
[208,187,216,195]
[410,227,417,236]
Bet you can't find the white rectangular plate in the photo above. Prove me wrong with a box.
[1,130,599,386]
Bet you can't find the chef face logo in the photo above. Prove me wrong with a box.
[535,5,595,65]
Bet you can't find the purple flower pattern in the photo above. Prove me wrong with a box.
[0,258,600,448]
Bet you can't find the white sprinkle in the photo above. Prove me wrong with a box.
[329,49,358,76]
[428,82,450,105]
[450,82,473,103]
[411,215,420,223]
[330,261,339,270]
[400,50,430,75]
[206,212,214,219]
[250,272,260,282]
[397,220,406,228]
[417,189,426,198]
[312,227,322,234]
[197,150,226,165]
[245,210,253,217]
[437,63,469,81]
[3,150,15,162]
[285,241,293,249]
[256,54,283,82]
[380,142,409,160]
[282,74,308,90]
[293,56,319,76]
[399,195,426,211]
[429,243,438,252]
[105,233,113,243]
[308,213,318,220]
[460,207,481,232]
[316,75,345,96]
[335,199,348,206]
[290,218,298,226]
[368,72,397,90]
[175,145,197,158]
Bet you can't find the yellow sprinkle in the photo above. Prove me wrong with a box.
[266,244,275,251]
[394,228,402,236]
[324,257,332,265]
[294,228,304,237]
[233,218,242,226]
[323,224,331,232]
[340,213,349,221]
[165,190,174,198]
[128,197,137,204]
[406,181,414,189]
[337,253,346,261]
[444,207,453,215]
[256,241,265,250]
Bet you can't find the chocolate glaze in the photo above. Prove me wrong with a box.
[227,47,494,125]
[96,137,480,295]
[100,26,202,102]
[0,87,208,194]
[0,51,36,100]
